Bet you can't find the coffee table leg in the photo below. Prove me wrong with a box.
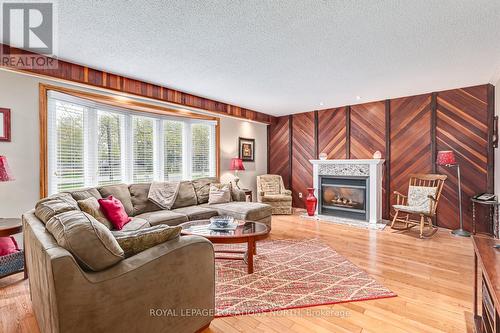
[247,238,254,274]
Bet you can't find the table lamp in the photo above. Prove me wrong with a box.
[230,157,245,189]
[436,150,469,237]
[0,156,14,182]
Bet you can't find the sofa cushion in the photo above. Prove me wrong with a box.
[192,177,217,204]
[98,184,134,216]
[201,202,272,221]
[114,225,182,257]
[119,217,150,232]
[77,197,113,230]
[171,181,197,209]
[135,210,189,226]
[129,183,162,216]
[261,194,292,203]
[67,188,102,201]
[172,206,218,221]
[35,193,79,224]
[46,210,124,271]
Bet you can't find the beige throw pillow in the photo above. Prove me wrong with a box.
[78,197,113,230]
[208,183,231,204]
[114,225,182,257]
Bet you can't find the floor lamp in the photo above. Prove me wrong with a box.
[436,150,470,237]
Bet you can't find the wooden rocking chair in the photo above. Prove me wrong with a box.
[390,174,447,238]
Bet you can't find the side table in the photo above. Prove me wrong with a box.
[241,189,253,202]
[471,198,499,238]
[0,218,27,279]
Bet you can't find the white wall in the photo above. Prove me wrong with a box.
[0,69,268,217]
[219,117,268,201]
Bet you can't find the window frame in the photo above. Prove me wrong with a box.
[40,84,220,198]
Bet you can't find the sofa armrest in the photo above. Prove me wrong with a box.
[49,235,215,333]
[231,187,247,202]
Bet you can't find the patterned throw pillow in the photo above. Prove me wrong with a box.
[114,225,182,257]
[407,186,438,213]
[208,183,232,204]
[78,197,113,230]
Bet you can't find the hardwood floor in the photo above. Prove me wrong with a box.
[1,213,476,333]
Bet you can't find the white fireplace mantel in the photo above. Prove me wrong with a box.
[310,159,385,224]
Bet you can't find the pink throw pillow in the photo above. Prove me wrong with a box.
[98,196,131,230]
[0,236,20,256]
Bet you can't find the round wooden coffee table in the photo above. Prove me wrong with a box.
[180,220,269,274]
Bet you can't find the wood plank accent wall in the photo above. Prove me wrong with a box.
[350,101,388,217]
[318,107,347,159]
[269,116,291,188]
[390,94,432,213]
[269,84,495,232]
[291,112,316,208]
[436,86,490,232]
[0,44,273,124]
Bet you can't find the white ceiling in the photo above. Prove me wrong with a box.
[13,1,500,116]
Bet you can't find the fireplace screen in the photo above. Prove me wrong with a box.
[319,176,368,220]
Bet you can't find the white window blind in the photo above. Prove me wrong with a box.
[97,110,124,185]
[163,120,184,181]
[47,91,217,195]
[132,116,155,183]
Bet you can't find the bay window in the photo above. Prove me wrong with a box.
[47,90,217,195]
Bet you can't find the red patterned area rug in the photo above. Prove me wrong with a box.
[214,238,396,317]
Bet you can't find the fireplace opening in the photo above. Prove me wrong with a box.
[319,176,368,221]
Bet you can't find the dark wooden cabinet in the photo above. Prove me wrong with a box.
[473,236,500,332]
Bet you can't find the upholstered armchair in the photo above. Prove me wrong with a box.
[256,174,292,215]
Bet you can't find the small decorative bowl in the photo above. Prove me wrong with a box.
[319,152,328,160]
[210,216,234,228]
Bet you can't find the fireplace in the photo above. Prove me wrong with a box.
[319,176,369,221]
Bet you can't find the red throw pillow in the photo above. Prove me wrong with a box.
[0,236,20,256]
[98,196,131,230]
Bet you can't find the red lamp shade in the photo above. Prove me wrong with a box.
[0,156,14,182]
[436,150,456,166]
[230,158,245,171]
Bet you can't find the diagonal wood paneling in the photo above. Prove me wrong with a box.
[292,112,315,208]
[390,94,432,209]
[436,85,490,232]
[350,102,386,159]
[318,107,347,159]
[269,116,291,188]
[350,101,388,217]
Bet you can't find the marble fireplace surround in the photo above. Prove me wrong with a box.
[310,159,385,224]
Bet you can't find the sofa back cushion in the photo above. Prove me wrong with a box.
[97,184,134,216]
[171,181,198,209]
[35,193,80,224]
[192,177,217,204]
[67,188,102,201]
[46,210,124,271]
[129,183,162,215]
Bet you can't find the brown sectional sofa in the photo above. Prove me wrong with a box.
[72,178,272,231]
[23,178,272,333]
